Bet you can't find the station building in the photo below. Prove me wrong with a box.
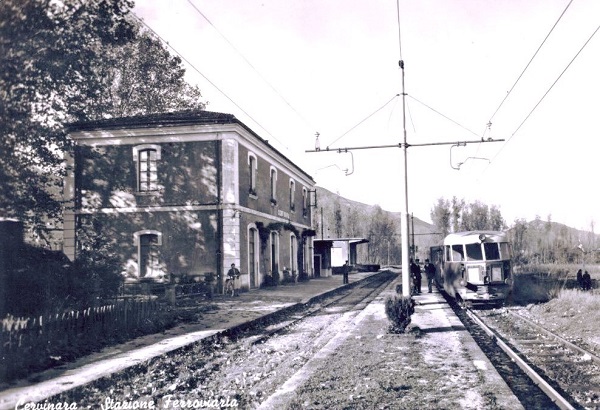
[63,110,316,292]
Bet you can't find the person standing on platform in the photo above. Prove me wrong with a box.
[424,259,436,293]
[410,259,422,294]
[342,260,350,284]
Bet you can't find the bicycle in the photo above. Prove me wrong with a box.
[224,275,238,297]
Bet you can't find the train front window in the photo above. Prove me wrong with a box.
[500,242,511,259]
[451,244,464,261]
[484,243,501,260]
[465,243,483,261]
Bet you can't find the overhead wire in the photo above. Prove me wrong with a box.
[186,0,318,133]
[324,94,400,149]
[407,95,480,138]
[489,21,600,164]
[131,13,289,150]
[482,0,574,136]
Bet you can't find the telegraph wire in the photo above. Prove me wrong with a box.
[324,94,400,149]
[482,0,574,136]
[131,14,289,150]
[186,0,318,133]
[489,20,600,164]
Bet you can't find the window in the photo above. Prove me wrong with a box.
[270,167,277,205]
[465,243,483,261]
[451,244,464,262]
[248,153,257,196]
[133,145,161,193]
[134,230,164,280]
[484,242,501,260]
[302,187,308,217]
[289,179,295,211]
[500,242,511,259]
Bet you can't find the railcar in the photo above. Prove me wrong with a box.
[430,231,513,306]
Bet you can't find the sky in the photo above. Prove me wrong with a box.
[134,0,600,232]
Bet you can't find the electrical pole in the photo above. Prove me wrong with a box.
[400,59,410,296]
[306,60,504,298]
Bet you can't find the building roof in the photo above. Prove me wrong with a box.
[314,237,369,245]
[67,110,237,131]
[68,110,315,183]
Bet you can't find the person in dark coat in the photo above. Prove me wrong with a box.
[342,260,350,284]
[577,269,583,289]
[227,263,241,296]
[424,259,436,293]
[582,271,592,291]
[410,259,422,294]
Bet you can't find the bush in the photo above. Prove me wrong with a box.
[281,268,296,284]
[384,295,415,333]
[263,271,280,287]
[297,271,309,282]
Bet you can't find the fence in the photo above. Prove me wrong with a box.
[0,298,161,382]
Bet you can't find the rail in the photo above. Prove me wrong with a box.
[466,308,575,410]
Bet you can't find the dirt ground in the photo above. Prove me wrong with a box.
[56,284,519,410]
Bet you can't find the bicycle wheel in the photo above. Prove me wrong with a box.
[226,280,235,297]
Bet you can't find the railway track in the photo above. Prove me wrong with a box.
[441,294,564,409]
[473,307,600,410]
[51,271,396,408]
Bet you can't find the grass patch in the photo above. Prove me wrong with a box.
[527,288,600,337]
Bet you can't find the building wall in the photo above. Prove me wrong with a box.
[71,138,221,283]
[77,210,219,282]
[235,140,314,282]
[66,118,315,290]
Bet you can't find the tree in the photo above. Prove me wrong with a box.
[430,197,451,237]
[451,196,464,232]
[461,201,489,231]
[489,205,506,230]
[83,22,205,119]
[509,218,528,263]
[1,0,135,227]
[432,197,506,234]
[1,0,205,238]
[367,206,397,264]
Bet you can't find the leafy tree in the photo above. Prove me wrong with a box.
[367,206,397,264]
[432,197,505,234]
[489,205,505,230]
[83,22,205,119]
[451,196,464,232]
[1,0,136,228]
[509,218,528,263]
[1,0,205,239]
[430,197,451,237]
[461,201,489,230]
